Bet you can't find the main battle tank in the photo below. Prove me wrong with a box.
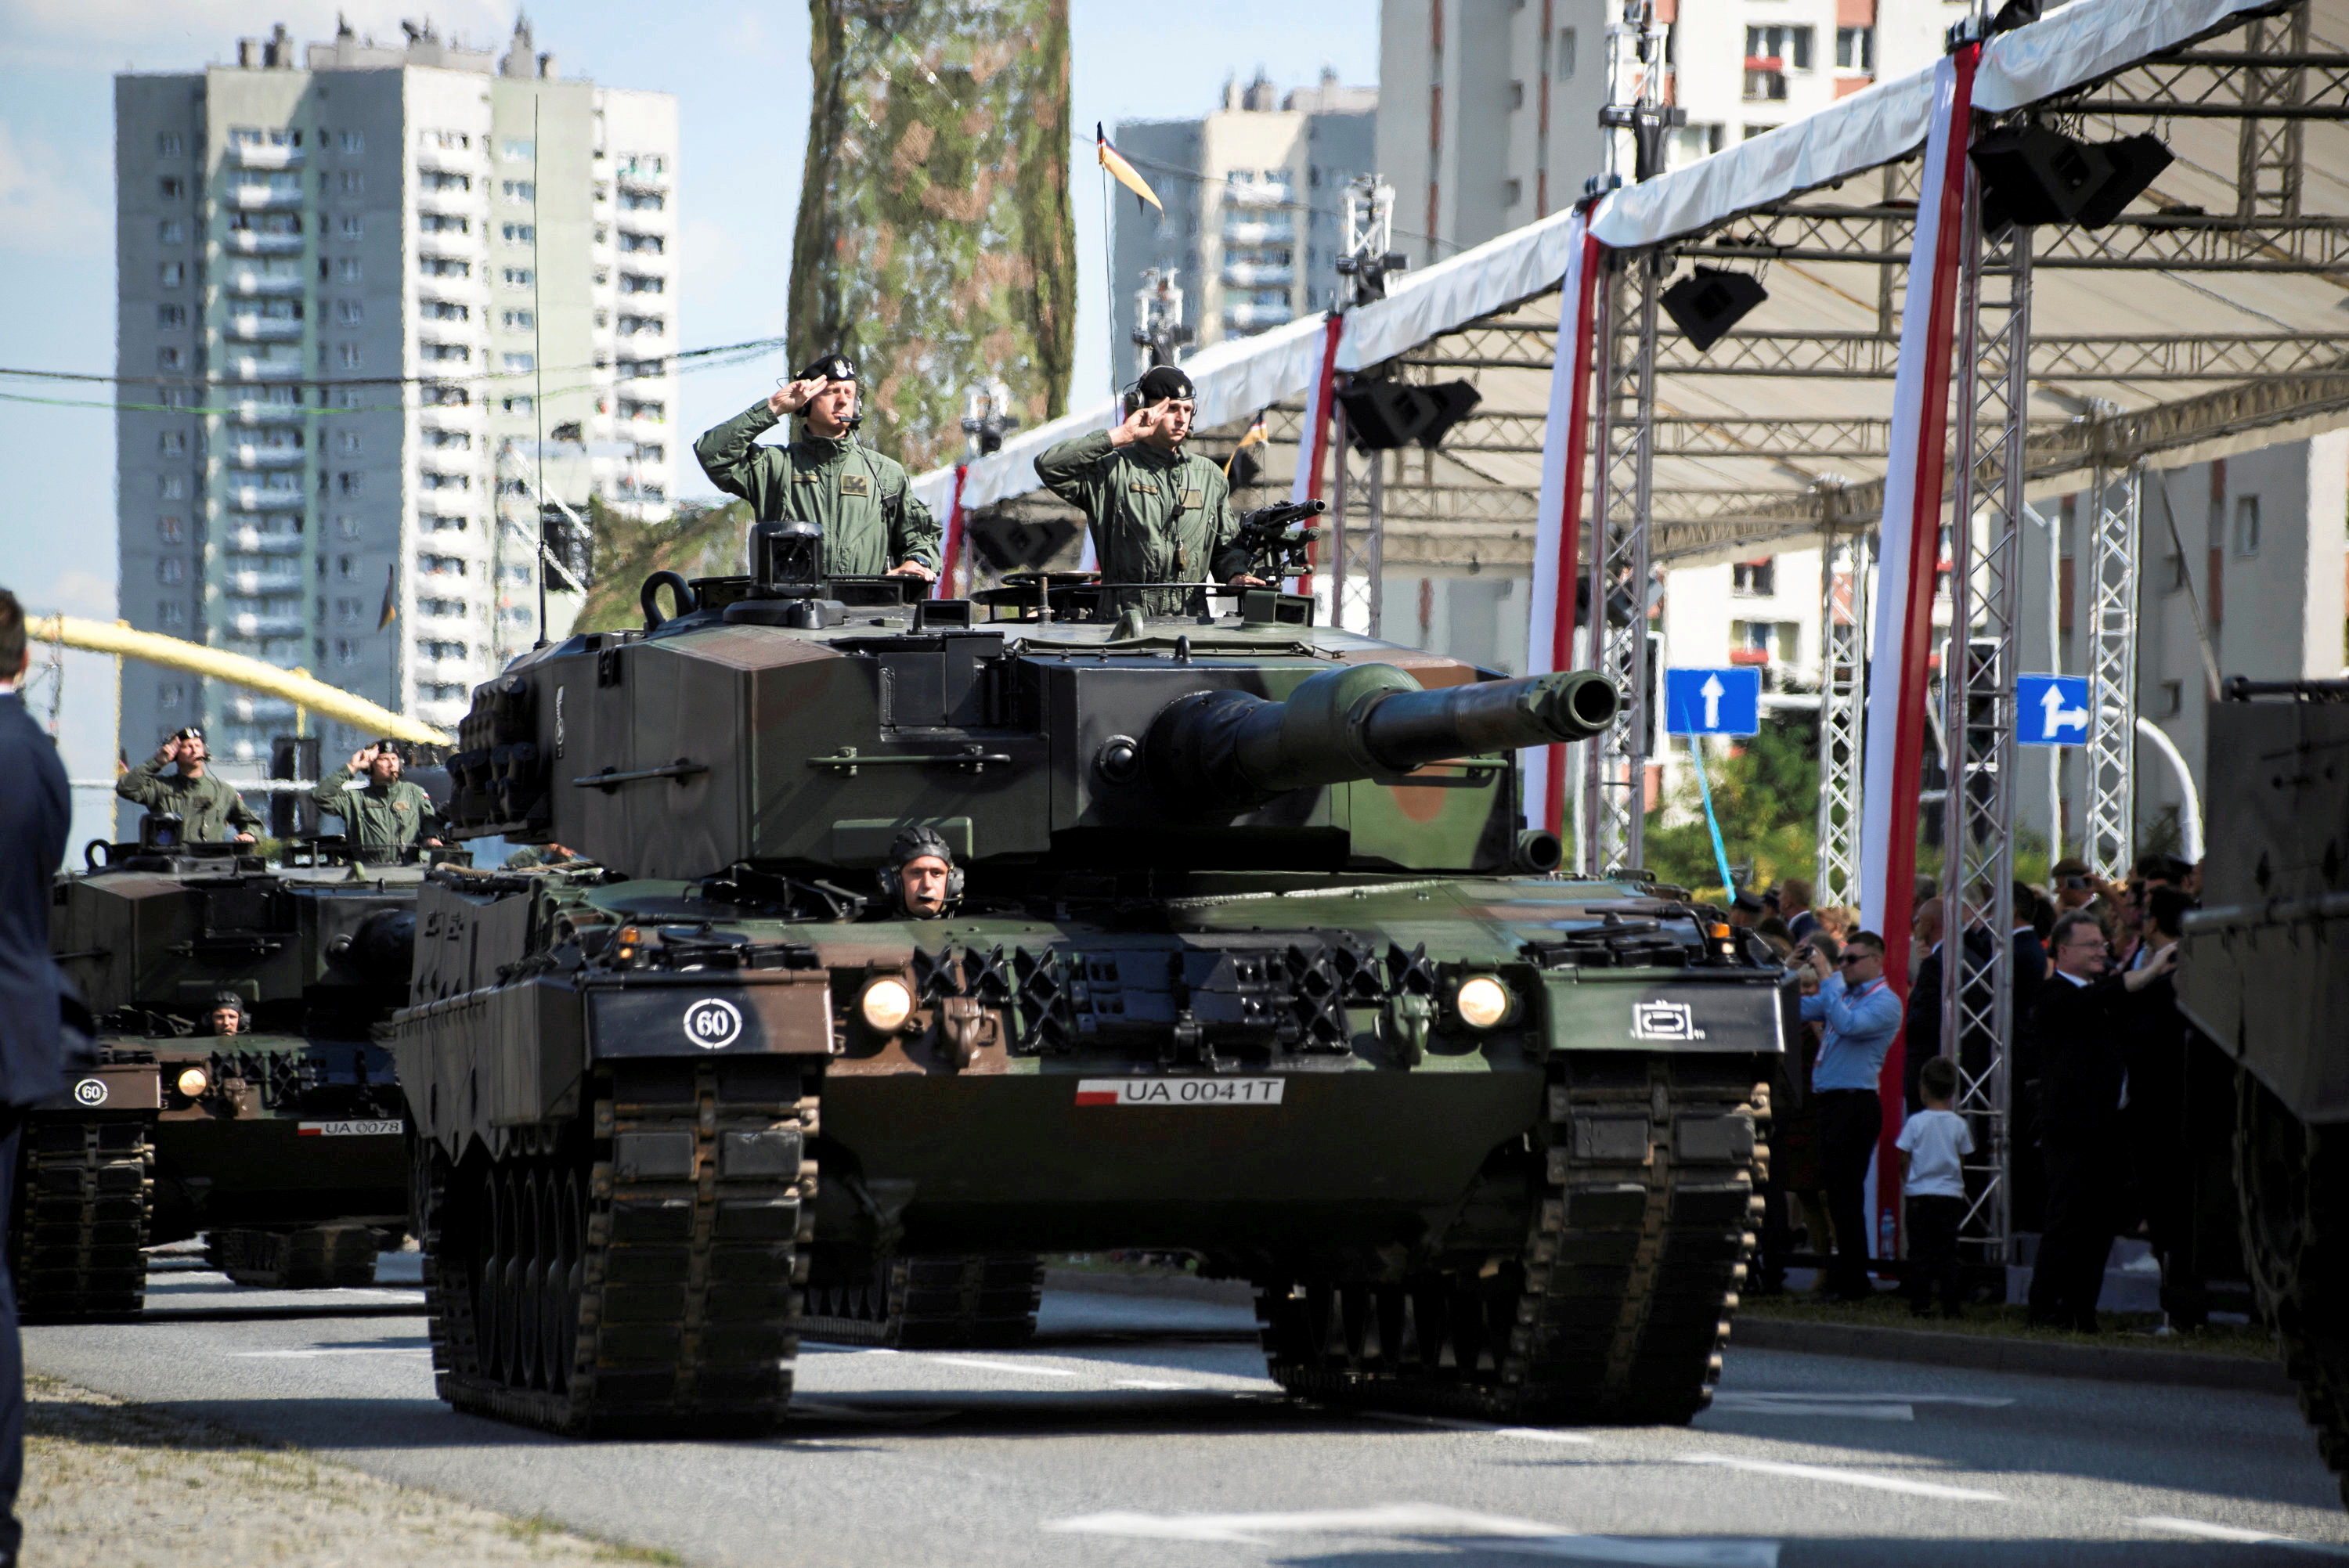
[388,537,1790,1437]
[2177,677,2349,1507]
[29,824,443,1317]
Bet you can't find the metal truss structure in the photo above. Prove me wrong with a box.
[1324,410,1386,637]
[1581,251,1662,877]
[1813,525,1869,911]
[1939,196,2033,1262]
[2083,465,2144,881]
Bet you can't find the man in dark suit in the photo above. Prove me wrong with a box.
[2026,908,2173,1331]
[0,589,68,1564]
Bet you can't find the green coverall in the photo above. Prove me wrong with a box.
[1032,430,1250,617]
[114,758,263,841]
[692,401,940,577]
[312,769,443,853]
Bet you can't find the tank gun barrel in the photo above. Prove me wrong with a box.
[1147,665,1618,809]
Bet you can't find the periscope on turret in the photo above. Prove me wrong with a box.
[390,547,1792,1439]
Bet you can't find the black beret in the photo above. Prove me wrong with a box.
[798,352,857,384]
[1136,365,1194,403]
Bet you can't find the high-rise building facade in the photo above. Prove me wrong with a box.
[1112,70,1377,366]
[116,19,677,765]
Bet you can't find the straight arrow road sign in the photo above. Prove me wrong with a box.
[1664,668,1761,737]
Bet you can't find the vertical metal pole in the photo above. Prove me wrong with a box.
[1939,168,2029,1265]
[1366,451,1385,641]
[1581,248,1658,876]
[1814,524,1868,911]
[1330,407,1350,627]
[2084,464,2140,881]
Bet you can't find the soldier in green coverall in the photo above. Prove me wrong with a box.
[693,353,940,581]
[312,740,443,856]
[115,726,262,842]
[1034,364,1265,617]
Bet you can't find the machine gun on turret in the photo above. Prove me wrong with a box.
[1229,499,1327,579]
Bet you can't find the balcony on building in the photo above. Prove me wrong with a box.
[225,230,304,256]
[229,140,304,171]
[226,567,302,597]
[225,353,302,381]
[1222,302,1295,332]
[226,438,304,469]
[223,695,298,724]
[226,178,305,210]
[225,611,305,639]
[416,697,471,726]
[227,524,304,556]
[223,265,305,297]
[1221,261,1294,290]
[1742,58,1789,102]
[228,396,305,425]
[614,156,669,194]
[225,481,304,510]
[225,311,303,342]
[1221,218,1295,247]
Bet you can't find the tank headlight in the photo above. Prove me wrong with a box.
[175,1066,210,1098]
[1454,975,1514,1029]
[860,976,915,1034]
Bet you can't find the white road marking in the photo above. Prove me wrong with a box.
[232,1347,431,1359]
[1046,1503,1777,1564]
[1709,1395,1914,1421]
[1676,1453,2006,1501]
[1356,1410,1598,1444]
[1714,1392,2012,1409]
[1111,1379,1203,1390]
[2138,1516,2349,1557]
[924,1356,1086,1379]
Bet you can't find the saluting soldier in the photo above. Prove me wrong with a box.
[312,740,444,856]
[694,353,940,581]
[115,727,262,843]
[1034,365,1263,617]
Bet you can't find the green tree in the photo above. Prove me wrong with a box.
[1643,716,1820,900]
[572,498,750,636]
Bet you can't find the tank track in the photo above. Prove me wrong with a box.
[1257,1054,1764,1425]
[2235,1069,2349,1507]
[13,1116,153,1323]
[801,1253,1046,1349]
[415,1058,818,1438]
[206,1224,380,1289]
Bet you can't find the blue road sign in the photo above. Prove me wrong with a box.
[2016,673,2093,747]
[1664,666,1762,737]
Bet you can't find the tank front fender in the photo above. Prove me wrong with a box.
[1537,968,1792,1055]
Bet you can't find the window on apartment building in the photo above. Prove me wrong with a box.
[332,214,359,240]
[633,442,666,463]
[417,638,467,661]
[424,429,471,450]
[334,638,360,665]
[335,299,363,326]
[337,257,365,282]
[422,169,471,192]
[336,554,356,579]
[423,299,469,321]
[333,515,362,539]
[1731,558,1776,597]
[158,601,186,628]
[158,347,183,370]
[420,556,468,578]
[421,130,471,151]
[335,472,360,496]
[501,222,535,244]
[616,315,664,337]
[501,139,536,162]
[339,171,364,195]
[501,308,535,330]
[159,177,185,200]
[500,267,534,288]
[619,398,666,422]
[156,558,186,585]
[422,342,470,363]
[498,477,531,498]
[158,431,187,456]
[229,211,301,236]
[333,431,360,455]
[337,343,362,368]
[501,352,535,373]
[1837,27,1875,71]
[1745,72,1789,102]
[419,258,469,280]
[157,516,186,542]
[157,304,186,329]
[423,514,468,533]
[1502,178,1523,207]
[2157,679,2184,718]
[1507,81,1525,111]
[157,471,189,500]
[593,182,608,204]
[340,131,363,153]
[1747,27,1814,68]
[619,230,663,254]
[619,189,664,212]
[620,272,664,295]
[159,683,186,710]
[420,213,467,235]
[331,597,360,623]
[420,597,467,616]
[159,219,186,243]
[594,309,609,328]
[1555,27,1577,77]
[157,133,184,157]
[2234,495,2262,556]
[423,473,471,493]
[502,180,535,204]
[160,262,185,287]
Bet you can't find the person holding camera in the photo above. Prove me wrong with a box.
[311,740,443,855]
[1034,364,1264,617]
[114,726,261,844]
[693,353,939,582]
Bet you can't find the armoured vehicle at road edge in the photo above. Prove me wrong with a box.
[2178,677,2349,1507]
[388,535,1791,1437]
[27,827,438,1317]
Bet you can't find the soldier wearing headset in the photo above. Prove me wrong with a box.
[694,352,941,582]
[878,826,960,920]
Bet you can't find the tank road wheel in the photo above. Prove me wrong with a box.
[417,1058,817,1438]
[799,1253,1047,1349]
[207,1224,380,1290]
[1258,1054,1762,1426]
[12,1116,153,1322]
[2236,1069,2349,1506]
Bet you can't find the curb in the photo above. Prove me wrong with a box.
[1730,1315,2293,1394]
[1043,1268,1257,1307]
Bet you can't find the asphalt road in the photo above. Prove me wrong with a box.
[23,1260,2349,1567]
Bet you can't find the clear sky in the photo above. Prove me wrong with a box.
[0,0,1377,849]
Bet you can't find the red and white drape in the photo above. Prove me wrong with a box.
[1288,312,1348,597]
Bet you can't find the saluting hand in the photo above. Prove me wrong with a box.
[769,379,827,417]
[153,737,182,766]
[348,745,378,773]
[1110,398,1168,449]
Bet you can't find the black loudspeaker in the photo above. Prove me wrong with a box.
[2072,132,2173,227]
[965,510,1082,573]
[1413,381,1482,448]
[1334,380,1432,449]
[1970,124,2113,228]
[1661,268,1768,352]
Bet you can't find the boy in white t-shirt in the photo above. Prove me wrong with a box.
[1897,1056,1976,1318]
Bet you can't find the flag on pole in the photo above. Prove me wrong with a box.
[376,565,398,631]
[1096,124,1163,215]
[1523,204,1604,839]
[1223,409,1269,478]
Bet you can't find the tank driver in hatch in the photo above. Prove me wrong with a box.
[694,354,940,582]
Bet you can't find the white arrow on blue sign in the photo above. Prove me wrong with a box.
[1663,666,1762,737]
[2015,674,2093,746]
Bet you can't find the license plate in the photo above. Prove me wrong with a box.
[296,1119,403,1137]
[1073,1079,1286,1107]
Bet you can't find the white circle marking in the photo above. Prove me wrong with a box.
[684,998,744,1051]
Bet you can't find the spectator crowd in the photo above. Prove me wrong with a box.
[1741,852,2225,1332]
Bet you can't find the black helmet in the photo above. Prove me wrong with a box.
[207,990,249,1029]
[878,825,964,908]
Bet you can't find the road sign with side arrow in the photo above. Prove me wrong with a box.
[1663,667,1761,737]
[2016,674,2092,746]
